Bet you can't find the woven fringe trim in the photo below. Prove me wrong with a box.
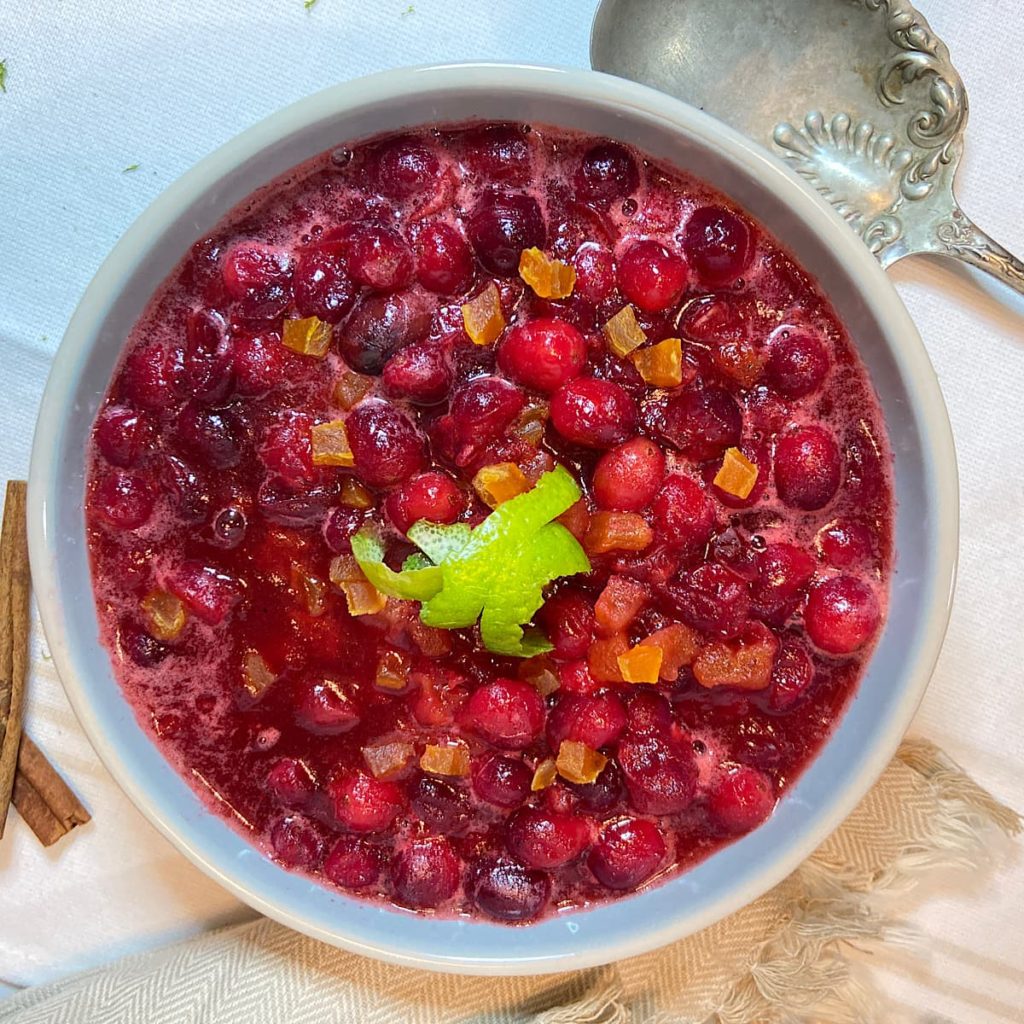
[533,739,1021,1024]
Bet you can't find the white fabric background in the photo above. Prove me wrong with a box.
[0,0,1021,1019]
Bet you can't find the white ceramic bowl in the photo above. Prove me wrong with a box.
[27,63,957,975]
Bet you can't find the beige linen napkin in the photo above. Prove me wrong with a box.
[1,740,1018,1024]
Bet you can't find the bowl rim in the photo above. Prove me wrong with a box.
[26,61,958,975]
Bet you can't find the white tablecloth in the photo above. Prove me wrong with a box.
[1,0,1021,1018]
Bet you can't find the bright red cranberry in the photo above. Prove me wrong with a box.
[594,438,665,512]
[575,142,639,204]
[706,763,775,833]
[415,222,474,294]
[391,836,461,908]
[546,692,627,751]
[774,426,841,510]
[804,575,880,654]
[266,757,315,807]
[572,243,616,302]
[624,691,673,735]
[409,775,471,834]
[498,318,587,394]
[558,660,602,696]
[222,243,293,321]
[294,678,361,735]
[617,733,698,814]
[769,639,815,709]
[550,377,637,448]
[324,834,381,889]
[93,470,154,530]
[385,470,465,533]
[466,190,546,275]
[650,475,715,551]
[666,563,751,638]
[344,224,415,292]
[470,857,550,922]
[617,240,688,312]
[382,341,452,404]
[588,817,666,890]
[120,344,182,410]
[329,770,406,832]
[234,331,295,396]
[373,136,441,200]
[293,248,356,323]
[166,561,240,625]
[463,124,532,183]
[751,542,816,627]
[817,519,874,568]
[119,620,170,666]
[260,413,314,487]
[539,590,596,660]
[682,206,754,285]
[766,331,830,398]
[346,399,427,487]
[651,386,742,461]
[335,292,432,375]
[175,402,241,470]
[270,815,323,868]
[506,806,590,869]
[322,506,365,554]
[458,678,545,750]
[471,753,532,808]
[95,405,150,468]
[446,376,525,462]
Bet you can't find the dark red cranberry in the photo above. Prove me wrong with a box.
[498,318,587,394]
[506,806,590,869]
[176,402,241,470]
[415,222,474,295]
[222,243,293,321]
[466,190,546,275]
[233,331,295,396]
[183,308,234,403]
[682,206,754,285]
[769,639,815,710]
[624,691,673,735]
[471,753,532,808]
[463,124,532,183]
[706,764,775,833]
[575,142,639,204]
[751,542,816,626]
[550,377,637,448]
[470,857,550,922]
[293,248,356,323]
[382,341,452,404]
[710,527,760,581]
[588,349,647,399]
[344,224,415,292]
[409,775,471,834]
[346,399,427,487]
[817,518,874,568]
[328,771,406,832]
[212,506,247,549]
[678,293,745,345]
[445,376,525,462]
[324,834,381,889]
[665,563,751,638]
[391,836,461,908]
[539,590,596,660]
[93,470,154,530]
[373,136,441,200]
[804,575,880,654]
[160,454,210,524]
[594,438,665,512]
[588,817,666,890]
[617,733,698,814]
[617,240,688,312]
[294,678,361,735]
[166,561,240,625]
[567,760,625,813]
[385,471,465,534]
[188,236,227,303]
[260,413,314,487]
[650,475,715,552]
[650,385,742,461]
[119,620,170,666]
[335,292,432,375]
[266,756,315,807]
[572,243,616,302]
[546,692,627,751]
[270,815,323,868]
[458,678,545,750]
[120,344,182,410]
[95,405,150,468]
[257,477,341,528]
[774,426,841,510]
[766,331,830,398]
[322,506,365,554]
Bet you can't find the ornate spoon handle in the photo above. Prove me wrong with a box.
[929,207,1024,298]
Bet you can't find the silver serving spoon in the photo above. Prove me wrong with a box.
[591,0,1024,296]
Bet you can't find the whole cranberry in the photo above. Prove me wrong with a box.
[445,376,525,462]
[385,470,465,533]
[466,190,546,275]
[324,834,382,889]
[266,757,316,807]
[346,399,427,487]
[383,341,452,405]
[270,815,323,868]
[594,438,665,512]
[161,455,210,524]
[624,691,673,736]
[817,519,874,568]
[498,318,587,394]
[92,470,154,530]
[575,142,640,204]
[294,678,361,735]
[415,221,474,295]
[184,307,234,403]
[588,817,666,890]
[572,243,616,302]
[550,377,637,448]
[769,639,816,710]
[774,426,841,510]
[751,542,816,627]
[328,770,406,832]
[391,836,461,909]
[119,620,170,666]
[650,385,742,461]
[95,405,150,468]
[260,412,314,487]
[322,506,366,554]
[462,124,532,183]
[344,224,415,292]
[506,807,590,869]
[221,242,293,321]
[470,857,550,922]
[257,478,342,528]
[766,331,830,398]
[471,753,532,808]
[234,331,297,396]
[617,239,688,312]
[617,733,698,815]
[567,760,625,813]
[706,763,775,833]
[335,292,432,375]
[804,575,881,654]
[539,590,595,660]
[682,206,754,285]
[665,563,751,638]
[176,402,241,470]
[120,343,182,411]
[458,678,545,750]
[373,136,440,200]
[409,775,471,834]
[165,561,240,625]
[293,247,356,323]
[650,475,715,551]
[545,692,627,751]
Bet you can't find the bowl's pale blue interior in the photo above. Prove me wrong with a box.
[28,64,957,974]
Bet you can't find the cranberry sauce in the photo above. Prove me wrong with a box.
[84,122,893,924]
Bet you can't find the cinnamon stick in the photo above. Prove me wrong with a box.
[13,736,91,846]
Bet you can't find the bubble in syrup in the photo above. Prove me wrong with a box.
[331,147,353,168]
[212,507,247,549]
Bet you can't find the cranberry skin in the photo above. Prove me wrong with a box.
[95,405,150,468]
[466,190,546,276]
[270,815,323,868]
[751,542,816,627]
[498,318,587,394]
[119,620,170,666]
[546,692,627,751]
[652,385,742,461]
[650,475,715,551]
[415,222,474,295]
[161,454,210,524]
[575,142,640,204]
[258,478,341,529]
[572,243,616,303]
[409,775,471,834]
[261,413,314,487]
[539,590,596,660]
[463,124,532,183]
[93,470,154,530]
[682,206,754,285]
[588,817,666,890]
[166,561,240,625]
[382,341,452,405]
[706,764,775,833]
[335,292,432,375]
[774,426,841,511]
[344,224,415,292]
[324,834,381,889]
[294,679,361,735]
[766,332,830,398]
[817,519,874,568]
[293,248,356,323]
[373,136,440,200]
[176,403,241,470]
[769,639,815,710]
[506,807,590,869]
[346,399,427,487]
[594,438,665,512]
[266,757,315,807]
[120,344,182,411]
[804,575,881,654]
[222,243,293,321]
[322,506,365,554]
[624,691,673,736]
[385,471,465,534]
[470,857,550,922]
[329,771,406,833]
[459,678,545,750]
[617,733,698,815]
[390,836,461,909]
[617,240,688,313]
[446,376,525,461]
[233,331,295,396]
[471,753,532,809]
[550,378,637,449]
[666,563,751,639]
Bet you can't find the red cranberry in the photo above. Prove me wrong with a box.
[93,470,154,530]
[294,678,361,735]
[119,620,170,666]
[617,240,688,312]
[176,402,241,470]
[558,660,602,696]
[459,678,545,750]
[324,834,381,889]
[160,454,210,524]
[624,691,673,735]
[258,478,342,528]
[373,136,441,200]
[498,318,587,394]
[270,815,323,868]
[751,542,816,627]
[567,760,625,813]
[588,349,647,399]
[120,344,182,410]
[382,341,452,404]
[293,248,356,323]
[682,206,753,285]
[706,764,775,833]
[651,385,742,461]
[415,222,474,294]
[804,575,880,654]
[539,590,596,660]
[766,331,830,398]
[260,413,314,487]
[666,563,751,638]
[506,806,590,869]
[95,405,150,468]
[385,471,465,533]
[470,857,550,922]
[346,399,427,487]
[266,757,315,807]
[222,243,293,321]
[650,475,715,551]
[617,733,698,814]
[594,438,665,512]
[550,377,637,448]
[572,243,616,302]
[391,836,461,909]
[446,376,525,462]
[166,561,240,625]
[322,506,365,554]
[329,770,406,832]
[344,224,415,292]
[409,775,471,834]
[335,292,432,375]
[188,236,227,303]
[575,142,639,204]
[183,307,234,403]
[817,519,874,568]
[588,817,666,890]
[234,331,295,396]
[463,124,532,183]
[774,426,841,510]
[678,293,745,345]
[471,753,532,808]
[769,639,815,709]
[466,190,546,275]
[546,692,627,751]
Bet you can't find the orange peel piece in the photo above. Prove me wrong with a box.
[363,741,415,780]
[518,655,561,696]
[640,623,703,679]
[594,575,648,635]
[340,477,374,509]
[602,305,647,357]
[713,447,759,500]
[283,315,332,358]
[335,370,373,410]
[461,282,506,346]
[472,462,531,507]
[588,631,630,683]
[310,419,355,467]
[140,589,186,642]
[241,649,276,698]
[519,247,576,299]
[375,649,411,692]
[556,740,608,785]
[630,337,683,387]
[290,563,327,617]
[584,511,653,555]
[420,742,471,777]
[531,757,557,791]
[617,644,664,684]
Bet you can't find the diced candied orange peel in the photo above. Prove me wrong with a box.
[472,462,531,507]
[290,563,327,617]
[335,370,373,410]
[584,511,653,555]
[375,649,411,692]
[329,554,387,616]
[461,282,506,346]
[310,419,354,467]
[617,643,664,684]
[512,403,549,447]
[531,757,557,791]
[713,339,764,389]
[640,622,703,680]
[340,477,374,509]
[603,304,647,357]
[241,649,276,698]
[630,337,683,387]
[556,740,608,785]
[594,575,648,635]
[282,315,332,358]
[518,654,561,696]
[420,741,471,777]
[140,589,186,642]
[588,631,630,683]
[692,624,778,690]
[714,447,759,500]
[409,617,453,658]
[362,741,415,780]
[519,247,576,299]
